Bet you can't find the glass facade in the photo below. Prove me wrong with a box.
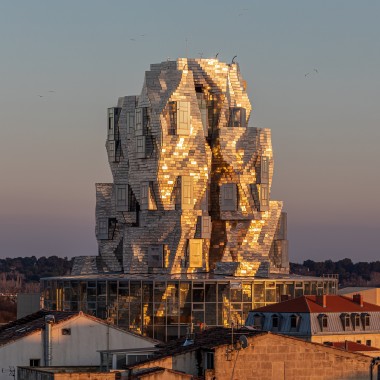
[42,275,337,342]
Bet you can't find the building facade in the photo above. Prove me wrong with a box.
[42,58,337,341]
[246,294,380,349]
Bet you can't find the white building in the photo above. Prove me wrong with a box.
[0,310,158,380]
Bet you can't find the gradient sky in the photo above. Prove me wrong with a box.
[0,1,379,263]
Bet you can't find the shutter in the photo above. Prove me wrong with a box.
[189,239,203,267]
[201,216,212,239]
[260,156,269,184]
[176,101,190,135]
[97,218,109,240]
[221,184,237,211]
[115,185,128,211]
[135,108,143,135]
[181,176,193,210]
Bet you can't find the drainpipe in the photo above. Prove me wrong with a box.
[44,315,55,366]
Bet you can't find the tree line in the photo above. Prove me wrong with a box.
[290,258,380,287]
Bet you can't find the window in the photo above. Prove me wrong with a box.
[228,107,246,128]
[136,136,146,158]
[201,216,211,239]
[253,314,263,329]
[341,313,350,329]
[140,182,149,210]
[168,101,177,135]
[290,314,299,329]
[181,176,194,210]
[135,108,143,135]
[107,107,121,141]
[115,184,128,211]
[356,340,362,344]
[176,101,190,135]
[148,245,164,268]
[362,313,370,328]
[272,314,279,329]
[108,140,115,161]
[259,156,269,184]
[189,239,203,268]
[319,314,328,329]
[126,111,135,134]
[353,313,361,329]
[61,328,71,335]
[366,340,372,346]
[30,359,40,367]
[205,352,214,370]
[220,183,237,211]
[97,218,109,240]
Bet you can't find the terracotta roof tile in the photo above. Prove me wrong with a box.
[331,341,379,352]
[252,295,380,313]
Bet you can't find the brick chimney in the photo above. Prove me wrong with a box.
[316,295,327,307]
[353,294,364,307]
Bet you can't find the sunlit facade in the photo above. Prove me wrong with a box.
[41,58,338,341]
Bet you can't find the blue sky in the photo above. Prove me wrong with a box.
[0,1,379,262]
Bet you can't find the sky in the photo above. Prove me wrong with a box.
[0,1,379,263]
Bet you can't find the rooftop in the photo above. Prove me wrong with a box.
[252,295,380,313]
[331,341,380,352]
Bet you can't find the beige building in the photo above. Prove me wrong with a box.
[128,327,376,380]
[339,287,380,306]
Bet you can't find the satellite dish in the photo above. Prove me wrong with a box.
[239,335,249,349]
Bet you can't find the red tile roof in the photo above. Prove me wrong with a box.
[252,295,380,313]
[331,341,379,352]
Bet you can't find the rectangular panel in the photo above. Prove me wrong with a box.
[126,112,135,134]
[189,239,203,268]
[108,141,116,162]
[140,182,149,210]
[201,216,212,239]
[181,176,193,210]
[115,184,128,211]
[148,245,163,268]
[97,217,109,240]
[220,183,237,211]
[260,156,269,184]
[136,136,146,158]
[135,108,143,136]
[176,101,190,135]
[259,184,269,211]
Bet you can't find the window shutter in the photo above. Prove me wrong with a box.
[260,156,269,184]
[135,108,143,136]
[220,183,237,211]
[176,101,190,135]
[97,218,109,240]
[201,216,212,239]
[148,245,163,268]
[115,184,128,211]
[189,239,203,267]
[181,176,193,210]
[136,136,146,158]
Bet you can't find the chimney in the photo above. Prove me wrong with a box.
[353,294,364,307]
[316,295,327,308]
